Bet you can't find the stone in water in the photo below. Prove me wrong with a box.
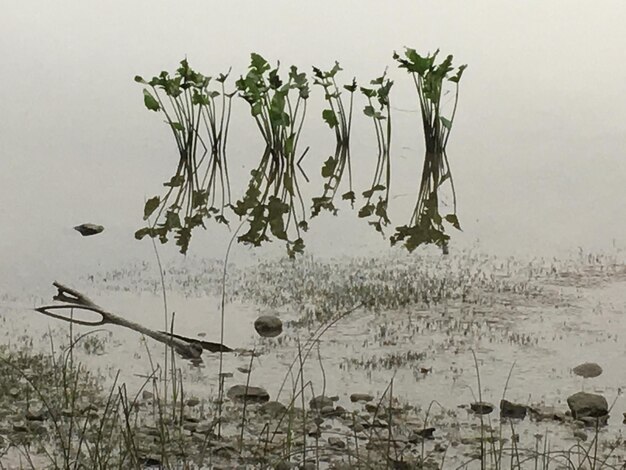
[573,362,603,379]
[254,315,283,337]
[74,223,104,236]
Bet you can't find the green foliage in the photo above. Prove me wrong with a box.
[358,72,393,235]
[391,48,466,252]
[311,63,357,217]
[134,60,234,254]
[235,53,310,258]
[134,50,466,257]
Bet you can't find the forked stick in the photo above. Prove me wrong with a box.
[35,282,231,359]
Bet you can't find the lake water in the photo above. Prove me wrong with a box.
[1,1,626,467]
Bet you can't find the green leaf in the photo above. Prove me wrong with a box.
[363,105,376,118]
[134,227,151,240]
[341,191,355,201]
[142,89,160,111]
[360,87,376,98]
[343,78,357,93]
[321,157,337,178]
[358,204,375,218]
[362,184,385,198]
[170,121,184,132]
[250,53,270,74]
[192,190,209,208]
[283,173,294,194]
[445,213,461,230]
[322,109,338,128]
[134,75,147,84]
[143,196,160,220]
[449,64,467,83]
[440,116,452,130]
[164,210,181,229]
[267,197,288,240]
[163,175,184,187]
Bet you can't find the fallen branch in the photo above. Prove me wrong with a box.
[35,281,232,360]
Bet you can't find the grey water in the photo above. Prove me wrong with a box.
[1,1,626,467]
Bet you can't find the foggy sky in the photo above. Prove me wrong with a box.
[1,1,625,289]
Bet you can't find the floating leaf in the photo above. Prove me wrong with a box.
[321,157,337,178]
[322,109,338,128]
[143,196,160,220]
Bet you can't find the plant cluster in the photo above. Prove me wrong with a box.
[134,60,234,254]
[234,54,310,258]
[391,49,466,252]
[135,50,466,257]
[311,63,357,217]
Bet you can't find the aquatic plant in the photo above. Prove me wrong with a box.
[358,72,394,235]
[311,62,357,216]
[391,48,466,252]
[134,59,234,254]
[234,53,310,258]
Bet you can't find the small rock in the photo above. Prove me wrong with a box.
[227,384,270,404]
[196,420,218,435]
[186,397,200,407]
[528,405,568,422]
[183,422,197,432]
[350,422,365,433]
[25,406,47,421]
[364,403,379,413]
[572,362,603,379]
[350,393,374,403]
[500,399,527,420]
[411,427,436,441]
[307,425,321,438]
[573,430,588,441]
[434,442,447,452]
[578,415,609,427]
[254,315,283,338]
[259,401,287,419]
[567,392,608,419]
[328,436,346,448]
[309,395,334,410]
[74,223,104,236]
[470,402,494,415]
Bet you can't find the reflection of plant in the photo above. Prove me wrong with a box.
[391,48,466,252]
[235,53,310,258]
[311,63,357,217]
[134,59,234,254]
[358,72,393,235]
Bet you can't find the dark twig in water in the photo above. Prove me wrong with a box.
[35,281,232,360]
